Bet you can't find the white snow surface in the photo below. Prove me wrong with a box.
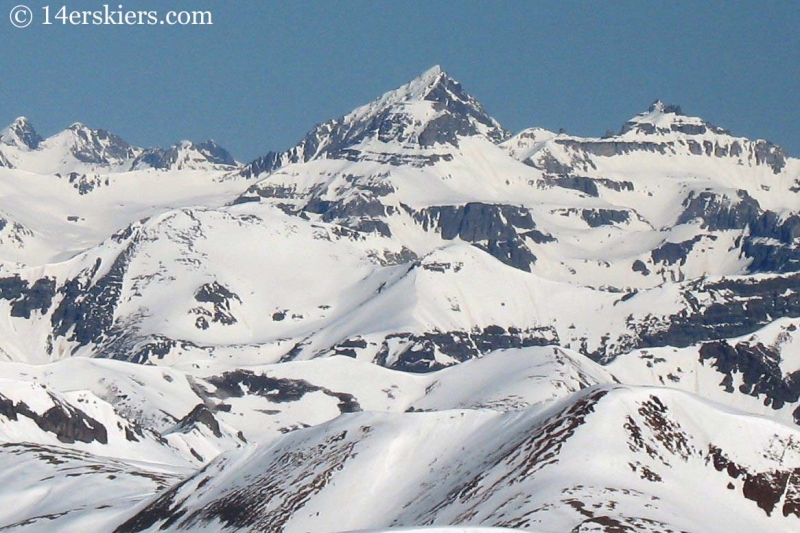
[0,67,798,532]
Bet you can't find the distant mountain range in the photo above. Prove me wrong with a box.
[0,116,237,174]
[0,66,799,532]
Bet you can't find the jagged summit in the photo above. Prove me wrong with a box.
[648,100,683,115]
[242,65,509,178]
[344,64,509,144]
[621,100,728,137]
[46,121,138,166]
[0,117,239,174]
[350,64,482,113]
[131,139,237,171]
[1,116,43,150]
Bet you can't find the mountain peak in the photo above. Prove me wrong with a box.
[404,64,457,102]
[351,65,458,114]
[48,122,139,166]
[416,64,444,83]
[130,139,237,171]
[621,101,727,137]
[379,65,480,110]
[12,116,32,127]
[339,65,509,146]
[647,100,683,115]
[1,116,43,149]
[241,66,510,178]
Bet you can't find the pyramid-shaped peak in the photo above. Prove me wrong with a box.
[417,64,444,82]
[340,65,508,145]
[1,116,42,149]
[367,65,461,108]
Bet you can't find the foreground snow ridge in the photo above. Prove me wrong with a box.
[0,66,798,532]
[343,526,524,533]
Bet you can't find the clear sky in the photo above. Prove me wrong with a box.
[2,0,798,161]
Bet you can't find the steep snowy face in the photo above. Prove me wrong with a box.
[241,65,510,177]
[0,117,43,150]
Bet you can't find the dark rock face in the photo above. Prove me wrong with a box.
[62,172,109,195]
[238,173,399,238]
[413,202,540,271]
[50,246,133,352]
[0,275,57,319]
[580,208,630,228]
[192,282,240,329]
[3,118,43,149]
[677,190,761,231]
[673,190,800,274]
[172,404,224,439]
[544,176,635,197]
[556,139,669,157]
[752,140,787,174]
[699,341,800,420]
[329,338,368,358]
[305,194,395,237]
[709,445,800,517]
[0,392,108,444]
[632,259,650,275]
[99,333,199,365]
[532,152,575,175]
[10,278,56,319]
[206,370,361,414]
[743,212,800,274]
[0,275,30,301]
[551,176,599,197]
[372,325,559,373]
[628,275,800,362]
[650,236,713,266]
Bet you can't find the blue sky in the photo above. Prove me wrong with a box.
[2,0,798,161]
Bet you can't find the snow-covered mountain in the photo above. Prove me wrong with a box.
[0,66,799,532]
[0,117,239,177]
[131,140,237,171]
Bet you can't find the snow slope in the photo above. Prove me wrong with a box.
[0,67,797,531]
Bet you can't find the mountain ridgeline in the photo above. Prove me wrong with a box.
[0,66,799,532]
